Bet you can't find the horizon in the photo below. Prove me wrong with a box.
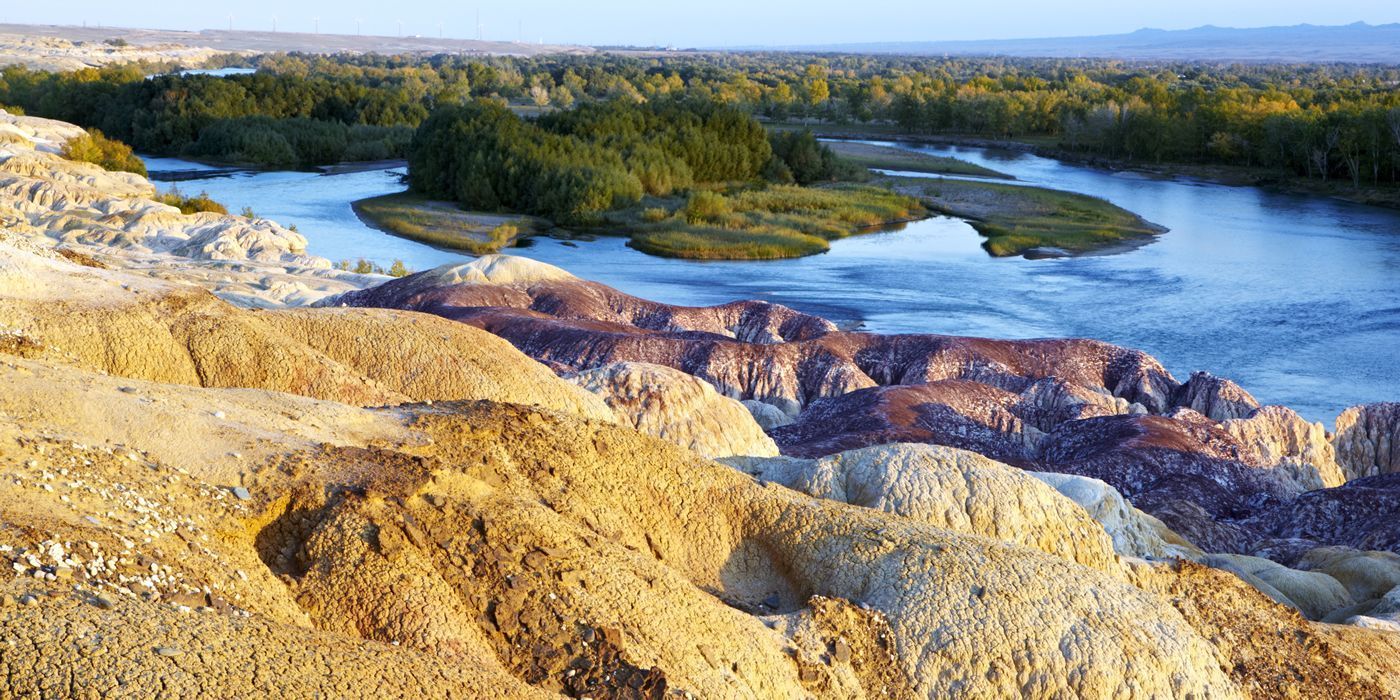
[5,2,1400,48]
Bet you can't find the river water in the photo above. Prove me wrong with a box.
[143,143,1400,422]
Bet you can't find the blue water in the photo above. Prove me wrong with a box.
[143,143,1400,423]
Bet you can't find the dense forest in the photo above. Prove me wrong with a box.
[408,99,832,222]
[2,52,1399,186]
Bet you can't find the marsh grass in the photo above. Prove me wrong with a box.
[619,184,926,259]
[825,141,1012,179]
[885,176,1165,257]
[353,192,544,255]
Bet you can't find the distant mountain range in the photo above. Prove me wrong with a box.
[741,22,1400,63]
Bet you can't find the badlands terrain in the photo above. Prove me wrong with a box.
[2,108,1400,697]
[0,24,591,72]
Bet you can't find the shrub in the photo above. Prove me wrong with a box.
[683,190,731,224]
[61,129,147,176]
[154,188,229,215]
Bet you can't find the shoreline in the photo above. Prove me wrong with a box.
[795,126,1400,212]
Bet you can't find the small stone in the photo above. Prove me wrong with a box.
[18,594,38,606]
[212,411,226,420]
[833,639,852,664]
[93,595,115,610]
[762,593,781,609]
[118,386,138,394]
[230,486,250,501]
[154,646,182,657]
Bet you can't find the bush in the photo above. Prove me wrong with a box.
[683,190,731,224]
[154,187,229,215]
[60,129,147,176]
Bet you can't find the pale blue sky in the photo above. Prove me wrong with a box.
[7,1,1400,47]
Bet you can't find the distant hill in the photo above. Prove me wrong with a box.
[746,22,1400,63]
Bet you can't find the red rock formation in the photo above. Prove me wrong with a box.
[328,257,1400,562]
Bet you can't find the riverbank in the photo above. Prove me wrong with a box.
[353,192,548,256]
[354,184,928,261]
[772,122,1400,211]
[879,174,1166,258]
[823,141,1012,179]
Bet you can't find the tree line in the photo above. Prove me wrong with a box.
[3,52,1400,184]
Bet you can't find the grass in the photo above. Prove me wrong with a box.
[357,183,925,261]
[881,175,1166,257]
[353,192,548,255]
[614,184,927,260]
[825,141,1011,179]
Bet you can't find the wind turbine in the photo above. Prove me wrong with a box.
[227,14,234,31]
[271,15,277,32]
[313,17,320,34]
[355,18,363,36]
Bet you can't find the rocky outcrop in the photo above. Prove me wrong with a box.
[743,399,794,430]
[0,32,225,71]
[1039,414,1302,519]
[5,112,1400,696]
[1029,471,1202,561]
[1246,475,1400,558]
[1171,371,1261,421]
[769,381,1044,464]
[566,361,779,458]
[328,259,1184,421]
[1223,405,1345,490]
[0,109,371,305]
[1200,553,1354,620]
[729,443,1121,571]
[1334,403,1400,480]
[0,238,613,421]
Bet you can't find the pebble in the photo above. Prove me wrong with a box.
[833,639,852,664]
[230,486,251,501]
[93,595,115,610]
[154,646,182,657]
[212,411,226,420]
[18,594,38,606]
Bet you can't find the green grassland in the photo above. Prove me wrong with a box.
[352,193,549,255]
[614,184,927,259]
[881,176,1166,257]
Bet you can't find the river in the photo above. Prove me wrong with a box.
[142,142,1400,422]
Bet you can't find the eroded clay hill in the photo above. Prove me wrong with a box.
[2,110,1400,697]
[328,258,1400,564]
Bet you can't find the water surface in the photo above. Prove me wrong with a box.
[143,144,1400,422]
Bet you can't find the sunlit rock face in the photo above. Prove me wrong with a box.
[0,109,381,306]
[329,256,1389,562]
[1334,403,1400,480]
[567,361,779,459]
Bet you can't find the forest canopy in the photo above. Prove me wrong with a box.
[407,99,776,222]
[1,51,1398,186]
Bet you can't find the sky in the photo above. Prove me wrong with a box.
[5,1,1400,47]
